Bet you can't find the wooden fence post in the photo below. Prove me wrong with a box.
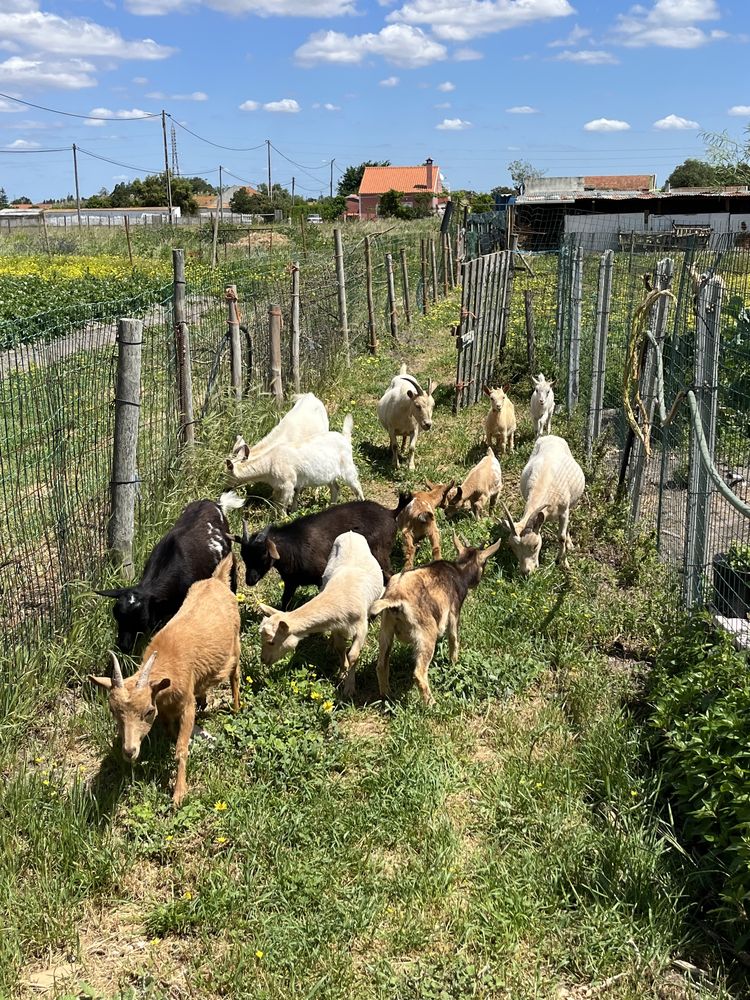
[124,216,134,267]
[268,303,284,406]
[399,247,411,327]
[420,238,429,315]
[226,284,242,401]
[524,289,536,375]
[364,236,377,353]
[683,274,724,608]
[385,252,399,342]
[566,245,583,412]
[291,262,301,393]
[172,249,195,446]
[429,237,438,303]
[333,227,350,366]
[585,249,614,462]
[210,200,220,268]
[108,318,143,578]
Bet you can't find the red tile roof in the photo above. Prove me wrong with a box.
[359,165,441,195]
[584,174,654,191]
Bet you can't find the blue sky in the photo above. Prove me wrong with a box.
[0,0,748,202]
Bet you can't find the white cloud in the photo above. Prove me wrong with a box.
[84,107,153,126]
[436,116,471,129]
[146,90,208,101]
[454,46,482,59]
[239,99,260,111]
[435,101,451,108]
[133,75,148,84]
[548,23,591,47]
[387,0,574,42]
[437,80,455,91]
[0,97,24,112]
[728,105,750,116]
[0,56,97,89]
[295,25,448,67]
[323,102,341,110]
[614,0,725,49]
[380,75,400,85]
[0,8,174,60]
[555,48,619,63]
[506,104,539,114]
[127,0,354,12]
[653,113,699,129]
[4,137,40,148]
[584,117,630,131]
[264,98,300,113]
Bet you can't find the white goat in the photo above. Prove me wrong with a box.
[230,393,328,465]
[377,364,437,470]
[226,414,364,513]
[446,447,502,519]
[530,373,555,437]
[258,531,384,697]
[500,434,585,575]
[483,385,516,453]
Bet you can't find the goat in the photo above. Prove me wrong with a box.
[229,392,328,465]
[225,414,364,513]
[499,434,585,575]
[371,533,501,706]
[445,448,502,520]
[530,373,555,437]
[483,384,516,453]
[258,531,384,697]
[89,554,240,806]
[235,497,408,609]
[377,363,437,470]
[397,481,454,569]
[96,491,244,653]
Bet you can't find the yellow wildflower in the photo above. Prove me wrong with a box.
[216,836,227,845]
[630,789,638,797]
[322,700,334,712]
[236,593,246,603]
[310,691,322,701]
[182,891,193,901]
[150,938,160,946]
[214,800,228,812]
[165,835,173,843]
[245,675,253,684]
[42,780,50,786]
[255,950,264,959]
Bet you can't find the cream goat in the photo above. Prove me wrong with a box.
[500,434,585,575]
[89,554,240,806]
[483,385,516,453]
[530,373,555,437]
[229,393,328,465]
[446,447,502,519]
[377,364,437,470]
[258,531,384,697]
[226,414,364,513]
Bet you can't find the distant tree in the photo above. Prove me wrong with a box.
[337,160,390,197]
[379,189,407,218]
[410,192,433,218]
[469,192,494,213]
[665,158,719,188]
[0,187,7,208]
[507,159,544,194]
[11,195,32,205]
[318,195,346,221]
[491,184,514,198]
[700,128,750,186]
[84,193,111,208]
[229,187,255,214]
[182,176,216,195]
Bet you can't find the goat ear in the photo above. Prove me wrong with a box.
[257,602,278,618]
[276,620,290,637]
[406,389,416,400]
[452,532,468,557]
[427,379,437,395]
[417,511,433,524]
[95,588,127,599]
[502,382,510,393]
[482,385,491,397]
[239,443,250,460]
[548,380,555,388]
[524,506,548,534]
[424,479,436,490]
[225,458,234,472]
[151,677,170,696]
[439,481,456,506]
[266,538,280,561]
[88,675,112,690]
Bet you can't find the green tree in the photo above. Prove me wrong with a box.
[0,187,7,208]
[379,189,407,218]
[11,195,32,205]
[699,128,750,186]
[318,195,346,221]
[665,158,719,188]
[507,159,544,194]
[337,160,390,197]
[229,187,255,214]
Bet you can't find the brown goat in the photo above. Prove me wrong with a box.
[89,554,240,806]
[396,481,454,569]
[371,533,501,706]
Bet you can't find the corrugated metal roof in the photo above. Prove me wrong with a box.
[516,185,750,204]
[359,165,441,195]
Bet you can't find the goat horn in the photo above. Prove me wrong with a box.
[242,517,250,544]
[500,500,517,536]
[136,651,158,689]
[108,649,124,689]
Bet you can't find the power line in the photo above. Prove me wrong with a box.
[0,91,158,121]
[168,115,266,152]
[1,146,71,153]
[76,146,163,174]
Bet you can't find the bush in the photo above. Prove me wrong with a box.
[648,613,750,948]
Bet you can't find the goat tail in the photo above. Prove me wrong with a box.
[219,490,245,515]
[212,552,235,587]
[394,492,412,517]
[342,413,354,440]
[398,362,407,375]
[370,597,402,617]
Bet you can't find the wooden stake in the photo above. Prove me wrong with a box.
[108,318,143,578]
[364,236,377,354]
[399,247,412,326]
[226,284,242,400]
[172,249,195,446]
[291,262,301,393]
[420,238,429,315]
[333,227,350,366]
[268,303,283,405]
[124,216,134,267]
[385,252,398,342]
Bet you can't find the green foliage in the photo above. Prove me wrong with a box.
[11,195,32,205]
[507,159,545,193]
[228,186,254,214]
[379,188,407,218]
[725,542,750,573]
[0,187,7,208]
[86,174,214,215]
[318,194,346,221]
[666,158,722,188]
[337,160,390,197]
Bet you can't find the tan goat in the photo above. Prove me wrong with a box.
[371,533,501,706]
[446,448,502,519]
[483,385,516,453]
[89,554,241,806]
[396,481,454,569]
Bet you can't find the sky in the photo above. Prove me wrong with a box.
[0,0,748,202]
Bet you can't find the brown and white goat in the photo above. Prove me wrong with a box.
[483,385,516,453]
[396,480,454,569]
[89,554,240,806]
[445,448,502,520]
[371,533,501,706]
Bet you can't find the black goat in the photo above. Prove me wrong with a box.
[235,497,409,610]
[97,492,244,652]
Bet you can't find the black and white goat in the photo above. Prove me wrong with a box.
[97,491,244,652]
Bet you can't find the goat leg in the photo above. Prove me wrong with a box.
[447,612,460,664]
[229,632,241,711]
[376,615,396,699]
[172,698,196,807]
[402,530,416,570]
[280,580,298,611]
[413,634,437,707]
[428,522,442,561]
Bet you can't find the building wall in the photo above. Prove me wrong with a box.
[565,211,750,251]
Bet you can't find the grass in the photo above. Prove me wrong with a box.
[2,296,745,1000]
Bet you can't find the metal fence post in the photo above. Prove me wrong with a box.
[333,227,350,366]
[684,275,724,607]
[524,288,537,375]
[555,243,568,368]
[226,284,242,401]
[291,262,301,393]
[399,247,412,326]
[364,236,377,354]
[172,249,195,446]
[566,245,583,412]
[585,249,614,460]
[108,318,143,578]
[385,252,399,342]
[268,303,284,406]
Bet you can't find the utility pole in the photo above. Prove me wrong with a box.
[291,176,295,212]
[72,143,82,228]
[219,164,223,222]
[329,158,334,199]
[266,139,272,204]
[161,110,173,223]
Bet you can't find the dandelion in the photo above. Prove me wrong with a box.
[255,950,264,959]
[42,779,50,786]
[150,937,160,946]
[322,700,334,712]
[216,836,227,845]
[34,757,43,764]
[214,800,228,812]
[165,835,173,843]
[245,675,253,684]
[535,782,543,789]
[182,891,193,901]
[236,593,246,603]
[310,691,322,701]
[630,789,638,797]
